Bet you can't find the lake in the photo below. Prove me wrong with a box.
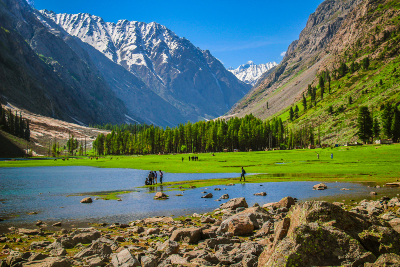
[0,166,398,232]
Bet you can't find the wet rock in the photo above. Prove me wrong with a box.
[214,188,221,191]
[154,192,168,200]
[219,197,248,210]
[258,223,376,267]
[170,228,202,244]
[313,183,327,190]
[157,240,179,255]
[22,257,72,267]
[364,253,400,266]
[220,194,229,199]
[217,213,258,236]
[111,249,140,267]
[270,197,296,210]
[253,192,267,196]
[201,193,213,198]
[80,197,92,203]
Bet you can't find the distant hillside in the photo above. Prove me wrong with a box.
[0,130,28,157]
[227,0,400,144]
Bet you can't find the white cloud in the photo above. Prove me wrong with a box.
[280,51,286,57]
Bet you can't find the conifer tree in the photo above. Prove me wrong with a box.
[8,109,14,135]
[357,106,373,143]
[289,107,294,121]
[319,76,325,100]
[382,104,393,138]
[391,107,400,142]
[25,119,30,141]
[302,93,307,111]
[294,105,299,118]
[373,118,380,140]
[14,111,19,137]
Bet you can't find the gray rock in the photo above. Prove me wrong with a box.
[219,197,248,210]
[111,249,140,267]
[140,255,158,267]
[169,228,202,244]
[29,241,52,250]
[22,257,72,267]
[72,231,101,244]
[220,194,229,199]
[157,240,179,255]
[88,257,106,267]
[358,225,400,257]
[28,253,49,262]
[217,213,258,236]
[80,197,93,203]
[50,248,67,256]
[201,193,213,198]
[74,240,112,259]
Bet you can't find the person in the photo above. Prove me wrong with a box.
[182,157,184,162]
[148,171,154,185]
[240,167,246,182]
[145,177,149,185]
[159,170,163,184]
[331,153,333,159]
[317,153,319,159]
[189,156,190,161]
[154,170,157,184]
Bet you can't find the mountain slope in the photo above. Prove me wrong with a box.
[228,61,277,86]
[228,0,363,119]
[0,0,131,125]
[40,11,252,122]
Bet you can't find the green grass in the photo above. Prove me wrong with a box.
[68,190,134,200]
[2,144,400,185]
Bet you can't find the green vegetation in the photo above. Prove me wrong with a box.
[69,190,134,200]
[0,105,30,142]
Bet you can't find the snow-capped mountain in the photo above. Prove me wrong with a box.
[39,10,251,123]
[228,61,277,86]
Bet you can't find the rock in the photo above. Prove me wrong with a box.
[111,249,140,267]
[258,223,376,267]
[201,193,213,198]
[340,188,350,190]
[80,197,93,203]
[389,218,400,234]
[88,257,106,267]
[219,197,248,210]
[273,217,291,245]
[72,231,101,244]
[52,222,62,227]
[201,226,219,239]
[157,240,179,255]
[200,216,215,223]
[364,253,400,266]
[217,213,258,236]
[127,227,144,234]
[29,241,52,250]
[388,197,400,207]
[255,221,273,237]
[140,254,158,267]
[74,240,112,259]
[313,183,327,190]
[154,192,168,200]
[214,188,221,191]
[381,212,396,221]
[50,248,67,256]
[272,196,296,209]
[370,192,377,195]
[28,253,49,262]
[358,225,400,257]
[143,217,174,224]
[200,237,240,250]
[18,228,40,235]
[220,194,229,199]
[146,228,160,235]
[168,254,189,265]
[241,253,258,267]
[35,220,43,226]
[22,257,72,267]
[170,228,202,244]
[253,192,267,196]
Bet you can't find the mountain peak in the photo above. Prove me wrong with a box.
[228,61,277,86]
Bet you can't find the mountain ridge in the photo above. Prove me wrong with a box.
[228,61,277,86]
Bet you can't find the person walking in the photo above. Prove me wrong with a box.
[240,167,246,182]
[331,153,333,159]
[189,156,190,161]
[159,170,163,184]
[182,157,184,162]
[154,170,157,184]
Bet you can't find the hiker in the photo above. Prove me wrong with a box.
[240,167,246,182]
[159,170,163,184]
[317,153,319,159]
[154,170,157,184]
[148,171,154,185]
[145,177,150,185]
[189,156,190,161]
[331,153,333,159]
[182,157,184,162]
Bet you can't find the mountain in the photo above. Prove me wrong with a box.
[0,0,133,126]
[40,11,252,123]
[228,0,363,119]
[228,61,277,86]
[227,0,400,144]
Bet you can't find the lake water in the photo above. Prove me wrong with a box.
[0,166,398,231]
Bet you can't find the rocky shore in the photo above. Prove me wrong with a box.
[1,196,400,266]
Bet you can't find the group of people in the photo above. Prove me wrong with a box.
[188,156,199,161]
[145,170,163,185]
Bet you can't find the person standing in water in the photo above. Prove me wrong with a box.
[240,167,246,182]
[154,171,157,184]
[159,170,163,184]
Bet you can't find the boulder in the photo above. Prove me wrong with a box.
[111,249,140,267]
[146,228,160,235]
[80,197,92,203]
[201,193,213,198]
[28,253,49,262]
[18,228,40,235]
[253,192,267,196]
[50,248,67,256]
[200,237,240,250]
[217,213,258,236]
[52,222,62,227]
[154,192,168,200]
[170,228,202,244]
[88,257,106,267]
[29,241,52,250]
[22,257,72,267]
[140,255,158,267]
[219,197,248,210]
[389,218,400,234]
[370,191,378,195]
[259,223,376,267]
[313,183,327,190]
[144,217,174,224]
[201,226,219,239]
[200,216,215,223]
[127,227,144,234]
[157,240,179,255]
[74,240,112,259]
[272,196,296,209]
[220,194,229,199]
[167,254,189,265]
[365,253,400,266]
[358,225,400,257]
[72,231,101,244]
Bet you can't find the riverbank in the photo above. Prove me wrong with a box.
[1,195,400,266]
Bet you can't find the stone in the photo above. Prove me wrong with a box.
[255,221,273,237]
[200,216,215,223]
[220,194,229,199]
[72,231,101,244]
[201,193,213,198]
[389,218,400,234]
[88,257,106,267]
[201,237,240,250]
[258,223,376,267]
[28,253,49,262]
[18,228,40,235]
[253,192,267,196]
[146,228,160,235]
[272,196,296,209]
[74,240,112,259]
[127,227,144,234]
[358,225,400,257]
[217,213,258,236]
[80,197,92,203]
[364,253,400,266]
[167,254,189,265]
[50,248,67,256]
[219,197,248,210]
[52,222,62,227]
[154,192,168,200]
[201,226,219,239]
[214,188,221,191]
[370,191,377,195]
[143,217,174,224]
[313,183,327,190]
[157,240,179,255]
[22,257,72,267]
[170,228,202,244]
[111,249,140,267]
[140,254,158,267]
[29,241,52,250]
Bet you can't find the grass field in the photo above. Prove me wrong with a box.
[1,144,399,182]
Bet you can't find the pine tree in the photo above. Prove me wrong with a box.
[19,113,24,138]
[319,76,325,100]
[302,93,307,111]
[289,107,294,121]
[362,57,370,70]
[14,111,19,137]
[357,106,373,143]
[373,118,380,140]
[294,105,299,118]
[0,107,4,129]
[391,107,400,142]
[327,74,331,93]
[8,109,14,135]
[382,104,393,138]
[25,119,30,141]
[348,96,353,105]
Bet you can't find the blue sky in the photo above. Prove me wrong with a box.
[32,0,324,68]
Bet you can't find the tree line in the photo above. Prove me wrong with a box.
[0,106,30,141]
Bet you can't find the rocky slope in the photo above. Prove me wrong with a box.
[1,195,400,266]
[228,0,363,120]
[0,0,134,126]
[40,10,251,123]
[228,61,277,86]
